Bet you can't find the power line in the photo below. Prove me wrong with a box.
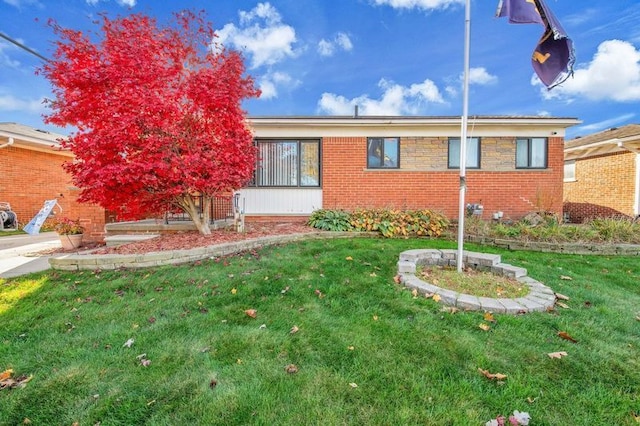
[0,31,49,62]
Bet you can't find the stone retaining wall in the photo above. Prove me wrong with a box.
[465,235,640,255]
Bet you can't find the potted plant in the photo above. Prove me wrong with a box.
[54,217,85,249]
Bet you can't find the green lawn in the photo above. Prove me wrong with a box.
[1,237,639,425]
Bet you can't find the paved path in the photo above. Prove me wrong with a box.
[0,232,60,278]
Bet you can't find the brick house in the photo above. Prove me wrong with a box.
[239,115,579,222]
[0,122,107,241]
[563,124,640,222]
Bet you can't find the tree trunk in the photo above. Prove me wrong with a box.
[178,195,211,235]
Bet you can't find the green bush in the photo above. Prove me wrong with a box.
[308,208,449,238]
[307,209,353,231]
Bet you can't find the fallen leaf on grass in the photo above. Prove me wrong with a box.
[632,412,640,423]
[289,325,299,334]
[347,346,355,350]
[349,382,358,388]
[314,289,324,298]
[483,312,496,322]
[140,359,151,367]
[555,302,570,309]
[284,364,298,374]
[411,288,419,298]
[0,370,33,390]
[557,331,578,343]
[345,256,353,261]
[440,306,459,314]
[209,379,217,389]
[123,338,134,348]
[280,286,290,294]
[231,288,237,295]
[0,369,12,381]
[432,294,442,303]
[478,368,507,381]
[559,276,573,281]
[526,397,538,404]
[373,315,379,321]
[244,309,257,319]
[369,272,377,277]
[393,275,401,284]
[555,292,570,300]
[479,323,491,332]
[547,351,568,359]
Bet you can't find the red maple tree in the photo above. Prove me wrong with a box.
[38,11,260,234]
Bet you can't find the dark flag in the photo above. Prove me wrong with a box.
[497,0,575,89]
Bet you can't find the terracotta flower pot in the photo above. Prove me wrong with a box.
[59,233,83,250]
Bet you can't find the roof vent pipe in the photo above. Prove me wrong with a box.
[0,137,14,149]
[353,105,359,118]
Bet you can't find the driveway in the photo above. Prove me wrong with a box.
[0,232,60,278]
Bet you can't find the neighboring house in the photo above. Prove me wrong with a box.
[564,124,640,222]
[240,115,579,222]
[0,122,107,241]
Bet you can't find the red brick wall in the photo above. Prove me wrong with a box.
[563,151,637,219]
[322,136,564,220]
[0,145,106,241]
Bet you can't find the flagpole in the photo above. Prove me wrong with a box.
[456,0,471,272]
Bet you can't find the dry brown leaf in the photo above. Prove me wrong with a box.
[289,325,299,334]
[244,309,257,318]
[483,312,496,322]
[478,368,507,381]
[555,292,570,300]
[393,275,401,284]
[556,302,570,309]
[557,331,578,343]
[478,323,491,331]
[547,351,568,359]
[424,292,435,299]
[559,276,573,281]
[432,294,442,303]
[440,306,459,314]
[22,418,31,424]
[0,369,13,382]
[411,288,419,298]
[345,256,353,261]
[526,396,538,404]
[284,364,298,374]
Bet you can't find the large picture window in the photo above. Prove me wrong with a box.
[367,137,399,168]
[448,137,480,169]
[516,137,547,168]
[253,139,320,187]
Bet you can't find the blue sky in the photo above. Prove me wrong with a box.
[1,0,639,139]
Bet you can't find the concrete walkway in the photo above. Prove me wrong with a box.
[0,232,60,278]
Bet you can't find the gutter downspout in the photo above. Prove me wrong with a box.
[0,137,14,149]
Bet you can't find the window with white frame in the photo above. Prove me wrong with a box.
[253,139,320,187]
[448,137,481,169]
[367,137,399,168]
[516,137,547,169]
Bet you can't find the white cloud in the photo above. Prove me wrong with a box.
[217,2,297,69]
[0,93,46,114]
[258,71,300,100]
[467,67,497,85]
[2,0,41,7]
[317,32,353,57]
[371,0,463,11]
[0,42,21,68]
[85,0,136,6]
[538,40,640,102]
[318,78,444,115]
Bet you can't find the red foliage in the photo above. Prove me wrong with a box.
[38,11,260,223]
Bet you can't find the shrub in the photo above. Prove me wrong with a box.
[350,209,449,238]
[307,209,353,232]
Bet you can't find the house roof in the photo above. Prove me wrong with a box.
[565,124,640,161]
[0,122,71,156]
[248,115,580,138]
